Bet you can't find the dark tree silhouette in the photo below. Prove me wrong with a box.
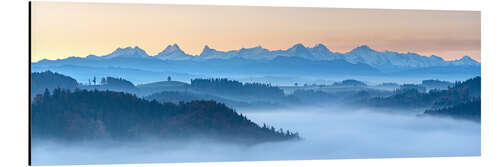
[367,76,481,110]
[31,89,300,144]
[190,78,285,99]
[424,98,480,122]
[100,77,106,85]
[332,79,367,87]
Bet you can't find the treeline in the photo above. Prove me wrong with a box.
[32,71,139,96]
[190,78,285,98]
[368,76,480,109]
[365,76,481,122]
[100,77,135,88]
[423,98,480,122]
[421,79,452,90]
[332,79,367,87]
[31,89,299,144]
[81,76,138,93]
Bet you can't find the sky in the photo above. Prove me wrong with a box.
[31,2,480,62]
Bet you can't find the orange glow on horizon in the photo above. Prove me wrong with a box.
[31,2,480,62]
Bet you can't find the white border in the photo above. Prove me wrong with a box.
[1,0,498,167]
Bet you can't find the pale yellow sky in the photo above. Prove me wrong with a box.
[31,2,480,62]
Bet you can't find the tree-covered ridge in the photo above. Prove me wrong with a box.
[421,79,452,90]
[423,98,480,122]
[31,71,79,97]
[190,78,285,98]
[450,76,481,97]
[332,79,367,87]
[81,76,139,93]
[367,76,480,109]
[31,89,299,144]
[100,77,135,88]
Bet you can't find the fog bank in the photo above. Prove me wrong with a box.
[31,106,480,165]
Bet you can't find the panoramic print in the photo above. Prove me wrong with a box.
[30,2,480,165]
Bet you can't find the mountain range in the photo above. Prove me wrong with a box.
[32,43,480,84]
[38,43,479,70]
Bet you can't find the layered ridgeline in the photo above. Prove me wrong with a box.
[145,78,299,108]
[31,89,299,144]
[367,77,480,108]
[31,71,480,122]
[31,71,138,96]
[32,71,299,108]
[32,44,480,84]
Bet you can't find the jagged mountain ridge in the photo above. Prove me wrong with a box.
[45,43,479,70]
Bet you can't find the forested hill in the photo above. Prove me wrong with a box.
[188,78,299,105]
[31,71,141,95]
[190,78,284,98]
[31,89,299,144]
[31,71,78,97]
[423,99,480,122]
[367,76,480,109]
[81,76,139,93]
[363,76,481,122]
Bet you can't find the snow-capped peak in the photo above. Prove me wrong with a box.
[289,43,307,50]
[155,44,192,60]
[201,45,216,55]
[94,44,478,69]
[349,45,377,54]
[450,56,480,66]
[85,54,100,60]
[199,45,230,59]
[103,46,149,59]
[430,55,444,61]
[162,44,182,53]
[311,43,331,52]
[286,43,312,58]
[460,56,474,61]
[203,45,212,50]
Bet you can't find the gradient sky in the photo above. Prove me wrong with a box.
[31,2,480,62]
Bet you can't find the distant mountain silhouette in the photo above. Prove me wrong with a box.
[32,43,480,85]
[32,54,382,84]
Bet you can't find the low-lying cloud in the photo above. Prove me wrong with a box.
[31,106,480,165]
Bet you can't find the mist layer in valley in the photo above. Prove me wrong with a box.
[31,105,480,165]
